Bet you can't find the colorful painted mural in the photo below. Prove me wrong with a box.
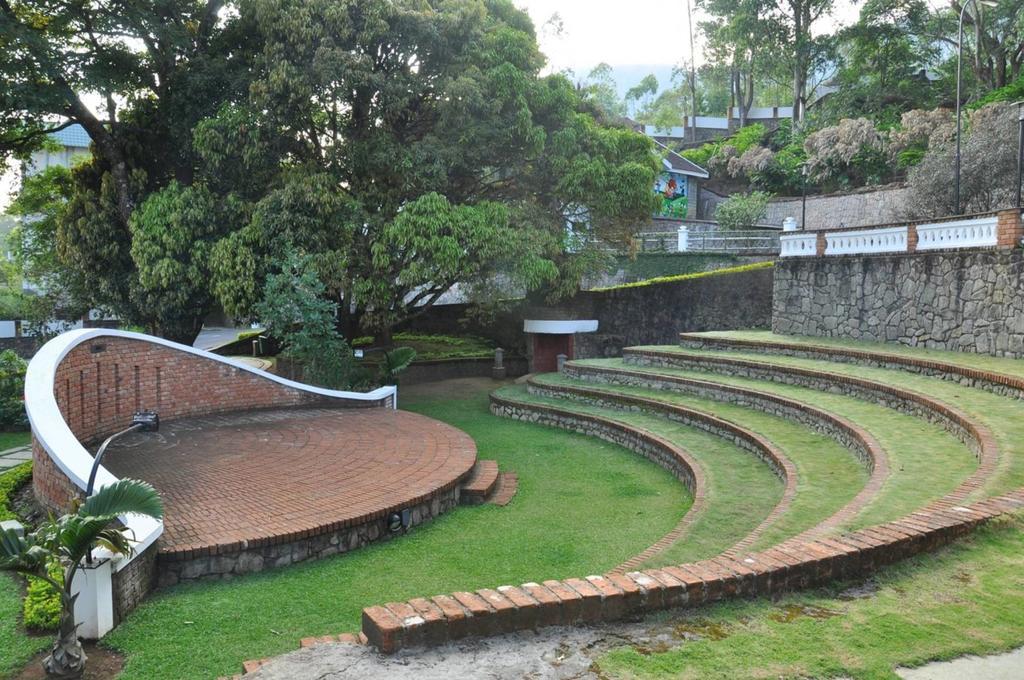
[655,171,688,218]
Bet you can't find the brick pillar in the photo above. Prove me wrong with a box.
[907,224,918,253]
[815,232,827,256]
[996,209,1023,249]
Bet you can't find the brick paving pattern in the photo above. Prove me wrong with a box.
[102,407,477,557]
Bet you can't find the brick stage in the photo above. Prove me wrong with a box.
[102,407,477,582]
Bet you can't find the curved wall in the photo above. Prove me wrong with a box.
[25,329,396,631]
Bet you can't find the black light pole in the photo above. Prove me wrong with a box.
[1016,100,1024,209]
[954,0,997,214]
[801,163,808,229]
[85,411,159,497]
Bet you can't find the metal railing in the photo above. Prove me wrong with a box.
[636,228,781,254]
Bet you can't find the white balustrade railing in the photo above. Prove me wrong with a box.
[825,226,908,255]
[915,215,998,251]
[779,233,818,257]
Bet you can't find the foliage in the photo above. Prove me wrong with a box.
[579,63,626,119]
[0,478,163,678]
[684,123,767,170]
[0,461,31,523]
[196,0,658,337]
[714,191,773,229]
[592,260,774,292]
[971,72,1024,109]
[379,348,417,385]
[23,562,61,631]
[803,117,892,187]
[824,0,940,125]
[129,182,245,344]
[0,351,27,432]
[255,252,359,390]
[353,333,496,361]
[903,103,1019,218]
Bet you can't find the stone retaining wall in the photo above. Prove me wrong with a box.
[773,248,1024,357]
[764,184,909,230]
[158,486,461,586]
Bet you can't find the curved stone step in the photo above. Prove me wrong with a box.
[489,390,708,572]
[533,373,884,546]
[678,332,1024,400]
[490,472,518,506]
[524,376,799,559]
[461,460,499,504]
[621,347,999,506]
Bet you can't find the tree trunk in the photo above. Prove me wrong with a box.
[43,602,86,679]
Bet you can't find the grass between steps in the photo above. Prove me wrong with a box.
[579,356,975,530]
[636,345,1024,499]
[494,385,782,567]
[685,329,1024,380]
[95,382,685,680]
[596,513,1024,680]
[532,373,867,552]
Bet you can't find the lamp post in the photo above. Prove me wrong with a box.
[954,0,998,215]
[801,163,808,229]
[1016,100,1024,209]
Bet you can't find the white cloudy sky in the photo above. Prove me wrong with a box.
[515,0,862,78]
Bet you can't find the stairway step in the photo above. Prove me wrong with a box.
[461,460,499,504]
[489,471,519,506]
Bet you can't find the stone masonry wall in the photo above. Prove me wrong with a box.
[764,184,909,229]
[773,249,1024,357]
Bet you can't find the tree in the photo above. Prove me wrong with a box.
[827,0,940,125]
[714,190,772,229]
[202,0,659,339]
[0,479,163,679]
[928,0,1023,92]
[625,74,659,118]
[580,63,626,119]
[1,0,257,341]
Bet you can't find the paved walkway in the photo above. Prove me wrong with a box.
[102,407,477,555]
[0,445,31,471]
[896,646,1024,679]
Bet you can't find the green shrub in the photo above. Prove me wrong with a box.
[23,563,62,631]
[682,123,767,169]
[970,74,1024,109]
[0,461,31,522]
[714,191,772,230]
[0,350,27,431]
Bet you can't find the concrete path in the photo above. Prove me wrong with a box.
[0,445,31,471]
[193,326,258,351]
[896,647,1024,679]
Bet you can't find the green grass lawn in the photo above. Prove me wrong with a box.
[689,329,1024,380]
[531,373,867,551]
[0,431,30,451]
[597,513,1024,680]
[494,384,783,566]
[631,345,1024,501]
[598,355,978,529]
[98,384,687,679]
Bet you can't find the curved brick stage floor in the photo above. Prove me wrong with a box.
[101,407,477,578]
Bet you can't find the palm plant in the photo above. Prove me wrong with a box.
[380,347,417,385]
[0,478,163,679]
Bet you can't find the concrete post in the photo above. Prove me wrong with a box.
[492,347,506,379]
[677,226,689,252]
[71,556,114,640]
[556,354,568,373]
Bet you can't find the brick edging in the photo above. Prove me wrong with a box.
[523,377,798,560]
[678,333,1024,401]
[623,348,1000,507]
[488,392,707,572]
[359,489,1024,653]
[560,360,889,537]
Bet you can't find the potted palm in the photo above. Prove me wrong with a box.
[0,478,163,679]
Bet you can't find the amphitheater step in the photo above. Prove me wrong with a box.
[461,459,500,504]
[490,471,519,506]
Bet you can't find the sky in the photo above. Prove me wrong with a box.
[516,0,861,84]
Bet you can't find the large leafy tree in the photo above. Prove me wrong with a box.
[200,0,659,339]
[1,0,256,342]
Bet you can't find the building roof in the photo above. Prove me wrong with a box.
[652,139,709,179]
[48,124,91,149]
